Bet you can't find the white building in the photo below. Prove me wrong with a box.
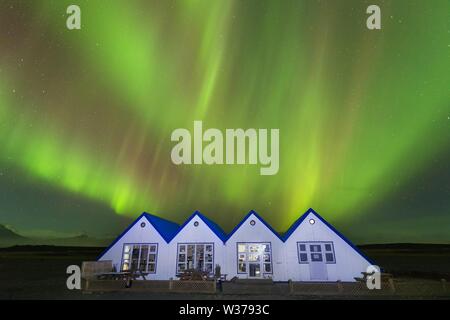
[282,209,373,281]
[98,209,373,282]
[167,211,227,279]
[225,210,285,280]
[97,212,179,280]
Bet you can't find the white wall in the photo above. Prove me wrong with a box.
[224,213,285,281]
[284,212,371,282]
[98,215,170,280]
[98,211,373,282]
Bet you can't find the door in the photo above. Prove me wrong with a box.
[247,246,262,278]
[248,262,262,278]
[308,244,328,281]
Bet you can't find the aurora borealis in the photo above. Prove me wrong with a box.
[0,0,449,243]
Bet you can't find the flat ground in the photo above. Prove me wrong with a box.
[0,245,449,299]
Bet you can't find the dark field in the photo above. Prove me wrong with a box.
[0,244,449,300]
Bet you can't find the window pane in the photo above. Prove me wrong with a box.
[124,245,131,253]
[196,245,204,261]
[196,245,204,270]
[325,253,334,262]
[300,253,308,262]
[299,244,306,252]
[205,245,213,252]
[123,253,129,260]
[187,245,194,268]
[238,253,246,262]
[140,245,149,261]
[179,245,186,253]
[238,244,246,253]
[132,245,140,257]
[264,263,272,273]
[122,262,129,271]
[325,244,332,251]
[178,263,186,272]
[263,254,271,262]
[178,253,186,262]
[310,245,321,252]
[248,253,260,262]
[311,253,323,262]
[205,253,213,263]
[238,263,246,273]
[138,256,146,271]
[148,254,156,263]
[149,245,157,253]
[147,263,155,273]
[205,264,213,273]
[249,263,261,277]
[264,245,270,252]
[131,245,140,270]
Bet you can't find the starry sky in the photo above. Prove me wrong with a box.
[0,0,449,243]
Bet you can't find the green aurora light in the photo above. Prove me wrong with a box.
[0,0,449,241]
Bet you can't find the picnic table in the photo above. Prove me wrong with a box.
[178,269,213,281]
[96,271,149,281]
[355,271,393,283]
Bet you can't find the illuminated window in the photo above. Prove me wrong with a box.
[121,243,158,273]
[176,243,214,275]
[236,243,272,276]
[238,244,246,253]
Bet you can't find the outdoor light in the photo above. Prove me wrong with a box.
[194,221,199,227]
[309,219,315,225]
[250,220,256,226]
[140,222,146,228]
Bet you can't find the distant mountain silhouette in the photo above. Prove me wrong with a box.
[0,224,26,240]
[0,224,112,248]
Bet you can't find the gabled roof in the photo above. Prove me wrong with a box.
[225,210,284,242]
[171,211,228,242]
[97,209,373,265]
[282,208,374,264]
[97,212,179,260]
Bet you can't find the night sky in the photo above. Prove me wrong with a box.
[0,0,449,243]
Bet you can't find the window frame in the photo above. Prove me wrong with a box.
[236,242,273,275]
[120,243,158,273]
[297,241,336,265]
[176,242,215,276]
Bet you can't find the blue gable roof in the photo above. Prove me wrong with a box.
[97,209,373,266]
[225,210,284,242]
[171,211,228,242]
[282,208,375,264]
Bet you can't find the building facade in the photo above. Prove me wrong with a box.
[98,209,373,282]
